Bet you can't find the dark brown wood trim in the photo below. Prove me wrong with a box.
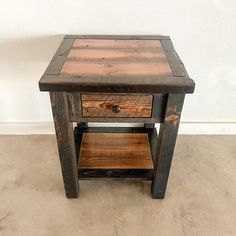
[78,169,153,179]
[64,35,170,40]
[44,38,75,75]
[39,75,195,93]
[160,39,189,77]
[152,94,166,120]
[74,126,155,134]
[67,93,82,120]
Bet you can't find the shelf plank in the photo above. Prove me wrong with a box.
[78,133,153,169]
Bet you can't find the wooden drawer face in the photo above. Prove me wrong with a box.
[81,94,153,118]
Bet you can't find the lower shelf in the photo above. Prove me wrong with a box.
[76,132,154,179]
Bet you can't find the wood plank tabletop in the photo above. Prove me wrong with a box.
[39,35,195,93]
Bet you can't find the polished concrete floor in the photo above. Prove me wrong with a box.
[0,135,235,236]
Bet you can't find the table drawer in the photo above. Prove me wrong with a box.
[81,94,153,118]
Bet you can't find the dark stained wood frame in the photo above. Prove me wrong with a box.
[39,35,195,199]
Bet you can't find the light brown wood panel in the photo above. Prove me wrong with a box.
[67,48,167,62]
[61,61,172,76]
[81,94,152,118]
[73,39,161,49]
[79,133,153,169]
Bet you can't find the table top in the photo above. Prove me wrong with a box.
[39,35,195,94]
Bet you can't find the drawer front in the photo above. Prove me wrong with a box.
[81,94,153,118]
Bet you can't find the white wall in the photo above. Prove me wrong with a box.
[0,0,236,133]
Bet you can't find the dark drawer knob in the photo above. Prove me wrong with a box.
[112,105,121,113]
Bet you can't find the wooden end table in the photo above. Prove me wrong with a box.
[39,35,195,199]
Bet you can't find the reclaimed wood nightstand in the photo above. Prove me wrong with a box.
[39,35,195,199]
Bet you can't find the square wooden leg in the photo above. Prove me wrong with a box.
[50,92,79,198]
[151,94,185,199]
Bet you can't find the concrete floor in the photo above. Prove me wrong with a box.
[0,135,235,236]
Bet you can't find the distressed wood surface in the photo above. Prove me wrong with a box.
[151,94,185,199]
[79,133,154,169]
[81,94,153,118]
[50,92,79,198]
[39,35,195,94]
[161,39,189,77]
[61,38,172,77]
[152,94,166,120]
[61,61,172,77]
[67,48,167,62]
[72,39,162,49]
[44,38,74,75]
[39,74,195,93]
[67,93,82,120]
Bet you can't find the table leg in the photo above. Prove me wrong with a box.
[151,94,185,199]
[50,92,79,198]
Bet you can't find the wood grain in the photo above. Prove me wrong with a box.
[67,48,167,62]
[40,74,195,93]
[39,35,195,94]
[49,92,79,198]
[44,38,74,75]
[161,39,189,77]
[61,61,172,76]
[79,133,153,169]
[151,94,185,199]
[73,39,162,49]
[81,94,152,118]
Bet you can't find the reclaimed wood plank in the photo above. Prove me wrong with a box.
[73,39,162,49]
[67,48,167,62]
[60,61,173,77]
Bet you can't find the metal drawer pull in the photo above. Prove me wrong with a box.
[112,105,121,113]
